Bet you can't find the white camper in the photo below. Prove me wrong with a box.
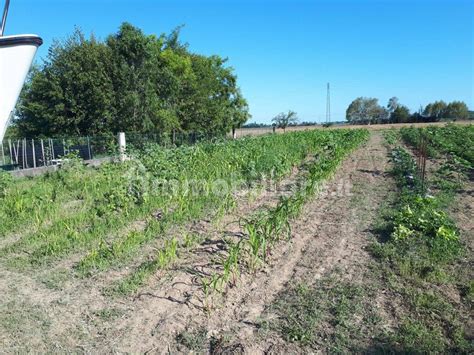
[0,0,42,143]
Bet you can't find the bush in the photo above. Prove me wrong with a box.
[0,171,13,198]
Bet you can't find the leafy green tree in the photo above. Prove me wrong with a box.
[443,101,469,120]
[391,105,411,123]
[17,30,115,137]
[16,23,250,137]
[106,23,161,133]
[272,111,298,132]
[181,54,249,134]
[423,100,447,120]
[346,97,387,124]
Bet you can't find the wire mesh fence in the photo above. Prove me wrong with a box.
[0,131,225,172]
[0,135,116,171]
[125,131,224,150]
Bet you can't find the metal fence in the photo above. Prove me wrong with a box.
[0,131,224,172]
[0,135,116,171]
[126,131,222,150]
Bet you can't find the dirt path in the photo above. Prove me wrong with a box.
[98,131,392,353]
[184,131,395,353]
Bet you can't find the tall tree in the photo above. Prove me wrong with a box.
[346,97,387,125]
[423,100,447,120]
[17,30,115,137]
[272,111,298,132]
[391,105,411,123]
[444,101,469,120]
[387,97,399,115]
[16,24,250,138]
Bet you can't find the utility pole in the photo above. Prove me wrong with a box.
[326,83,331,123]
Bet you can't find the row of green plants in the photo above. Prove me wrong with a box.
[400,123,473,168]
[370,132,471,352]
[1,130,350,269]
[75,131,343,275]
[373,146,462,279]
[401,124,473,197]
[203,130,370,301]
[391,147,461,264]
[109,130,369,297]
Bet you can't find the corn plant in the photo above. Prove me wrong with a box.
[221,240,242,286]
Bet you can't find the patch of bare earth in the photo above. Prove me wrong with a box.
[0,152,312,352]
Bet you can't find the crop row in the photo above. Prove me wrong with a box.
[372,144,463,280]
[370,128,471,352]
[208,129,369,299]
[111,129,370,298]
[400,124,473,166]
[0,130,356,270]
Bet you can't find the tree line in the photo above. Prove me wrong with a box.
[346,97,470,125]
[13,23,250,138]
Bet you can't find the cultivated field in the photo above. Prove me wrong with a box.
[0,125,472,353]
[235,120,472,137]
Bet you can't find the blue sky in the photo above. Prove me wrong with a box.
[6,0,473,123]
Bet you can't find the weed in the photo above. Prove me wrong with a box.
[268,279,380,350]
[176,327,208,351]
[389,319,446,353]
[109,237,179,295]
[93,308,124,321]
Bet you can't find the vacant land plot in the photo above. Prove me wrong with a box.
[0,125,472,353]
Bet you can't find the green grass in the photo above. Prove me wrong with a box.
[107,237,179,295]
[267,277,381,351]
[389,319,447,353]
[93,308,125,321]
[2,130,356,271]
[176,327,208,352]
[368,133,473,353]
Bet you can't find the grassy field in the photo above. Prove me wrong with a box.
[0,124,472,352]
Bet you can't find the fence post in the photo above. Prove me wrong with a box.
[50,139,55,160]
[87,136,92,160]
[1,141,4,166]
[22,139,26,169]
[8,140,13,164]
[40,139,45,166]
[118,132,126,162]
[32,139,36,168]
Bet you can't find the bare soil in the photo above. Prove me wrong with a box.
[0,145,315,352]
[1,131,471,353]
